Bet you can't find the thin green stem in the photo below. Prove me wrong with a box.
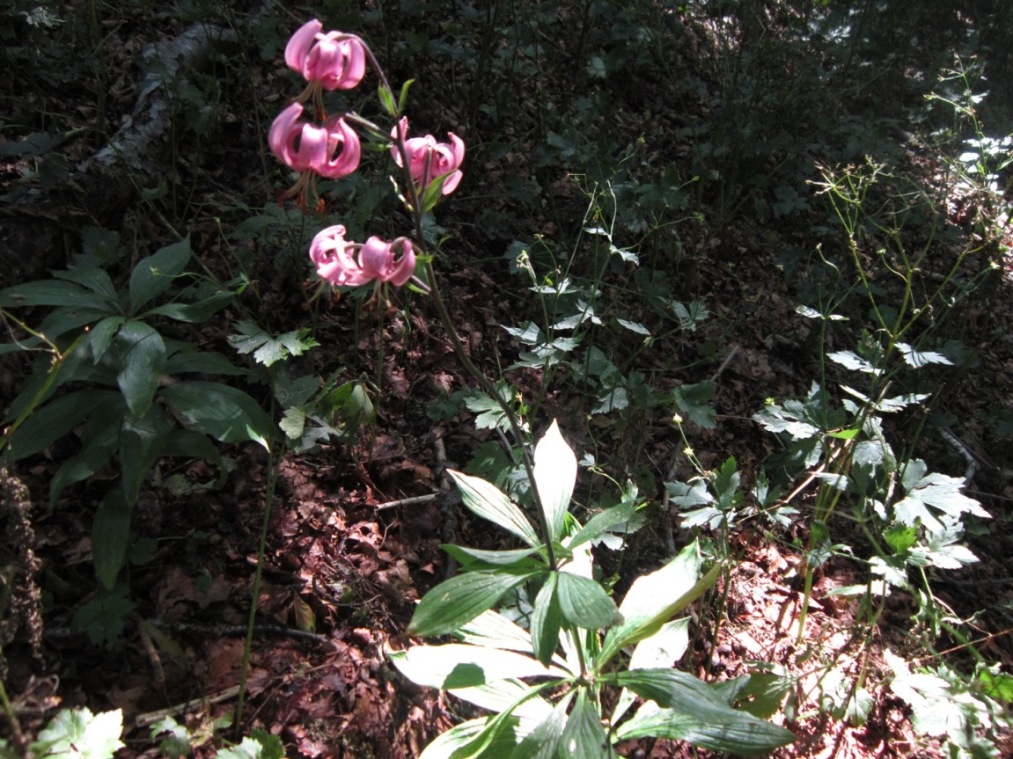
[234,430,281,737]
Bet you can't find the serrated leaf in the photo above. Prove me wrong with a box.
[217,730,285,759]
[31,707,124,758]
[534,420,577,543]
[129,236,191,314]
[409,569,540,637]
[616,318,651,336]
[897,342,953,368]
[672,381,716,429]
[827,350,880,374]
[449,469,539,547]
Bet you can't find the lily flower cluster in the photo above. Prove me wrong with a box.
[267,19,465,295]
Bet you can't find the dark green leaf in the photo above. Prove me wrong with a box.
[560,690,612,759]
[449,469,539,547]
[568,500,640,549]
[610,669,795,753]
[530,572,562,665]
[161,381,272,450]
[87,316,126,362]
[165,349,248,376]
[120,404,173,506]
[49,395,124,505]
[115,321,166,420]
[129,237,191,314]
[0,279,113,309]
[5,389,112,461]
[92,489,132,590]
[557,571,620,630]
[443,544,544,568]
[409,569,539,637]
[144,289,236,323]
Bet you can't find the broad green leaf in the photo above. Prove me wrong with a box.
[459,611,553,661]
[533,420,577,543]
[120,404,173,506]
[92,489,132,590]
[449,470,539,547]
[53,266,119,301]
[5,389,111,461]
[450,680,554,732]
[409,569,540,637]
[165,349,248,376]
[129,236,191,314]
[115,320,166,420]
[160,428,223,470]
[510,693,571,758]
[568,499,639,549]
[31,708,124,758]
[87,315,126,362]
[560,690,613,759]
[599,543,720,666]
[556,571,620,630]
[50,395,124,505]
[615,700,794,754]
[709,673,793,720]
[530,572,562,665]
[629,618,690,670]
[143,289,236,323]
[0,279,113,310]
[418,717,522,759]
[389,644,562,690]
[161,381,272,450]
[443,544,544,568]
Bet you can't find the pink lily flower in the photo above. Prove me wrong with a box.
[285,19,367,91]
[310,226,416,288]
[391,117,465,197]
[269,102,361,179]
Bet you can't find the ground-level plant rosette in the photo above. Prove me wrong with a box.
[389,422,795,757]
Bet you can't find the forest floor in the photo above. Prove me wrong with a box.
[2,2,1013,757]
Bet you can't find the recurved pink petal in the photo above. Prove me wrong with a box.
[268,102,305,168]
[315,117,361,179]
[285,19,322,74]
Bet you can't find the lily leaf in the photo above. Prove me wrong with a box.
[409,569,540,637]
[534,420,577,543]
[449,469,539,547]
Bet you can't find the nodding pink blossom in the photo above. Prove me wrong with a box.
[285,19,366,91]
[269,102,361,179]
[310,226,416,288]
[391,117,465,196]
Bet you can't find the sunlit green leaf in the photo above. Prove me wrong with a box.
[409,569,539,637]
